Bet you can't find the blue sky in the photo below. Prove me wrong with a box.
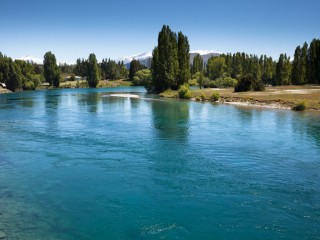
[1,0,319,63]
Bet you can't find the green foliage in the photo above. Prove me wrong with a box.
[73,58,88,77]
[275,53,291,85]
[177,31,191,86]
[100,59,128,80]
[129,59,145,80]
[132,69,151,86]
[212,76,237,88]
[43,51,60,87]
[150,25,190,92]
[197,72,204,89]
[178,84,192,99]
[292,101,307,111]
[234,74,265,92]
[207,57,226,80]
[23,81,35,90]
[192,54,204,75]
[195,96,201,101]
[200,93,206,101]
[86,53,100,88]
[210,92,220,102]
[202,77,210,88]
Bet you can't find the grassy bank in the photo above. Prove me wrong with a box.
[160,86,320,111]
[59,79,132,88]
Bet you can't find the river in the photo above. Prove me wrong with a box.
[0,87,319,239]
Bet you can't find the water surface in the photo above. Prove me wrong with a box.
[0,87,319,239]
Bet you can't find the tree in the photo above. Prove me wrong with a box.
[307,39,320,84]
[192,54,204,75]
[43,51,60,87]
[197,72,204,89]
[156,25,179,91]
[129,59,144,80]
[275,54,291,85]
[206,57,226,80]
[86,53,100,87]
[177,31,190,86]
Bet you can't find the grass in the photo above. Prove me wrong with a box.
[59,79,132,89]
[160,85,320,110]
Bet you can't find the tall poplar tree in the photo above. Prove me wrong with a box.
[86,53,100,88]
[177,31,190,86]
[43,51,60,87]
[151,25,178,92]
[192,54,203,75]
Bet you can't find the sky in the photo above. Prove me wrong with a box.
[1,0,320,63]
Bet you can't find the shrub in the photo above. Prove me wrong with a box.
[133,69,151,86]
[178,84,192,99]
[234,74,265,92]
[212,76,238,88]
[202,77,210,88]
[195,96,201,101]
[292,101,307,111]
[200,93,206,101]
[23,81,35,90]
[210,92,220,102]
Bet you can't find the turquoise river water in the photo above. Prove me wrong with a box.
[0,87,319,239]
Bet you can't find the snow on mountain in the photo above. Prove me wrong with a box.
[119,51,153,65]
[190,50,222,55]
[15,56,43,65]
[119,49,221,69]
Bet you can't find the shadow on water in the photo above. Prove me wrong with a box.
[77,92,101,113]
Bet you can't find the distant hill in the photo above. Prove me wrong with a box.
[119,50,221,69]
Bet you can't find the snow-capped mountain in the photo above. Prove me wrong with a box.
[14,56,43,65]
[119,51,152,65]
[189,50,221,64]
[119,50,221,69]
[118,51,152,69]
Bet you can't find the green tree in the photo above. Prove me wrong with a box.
[86,53,100,87]
[177,31,190,86]
[43,51,60,87]
[129,59,144,80]
[308,39,320,84]
[192,54,204,74]
[206,57,226,80]
[275,54,291,85]
[197,72,204,89]
[157,25,179,91]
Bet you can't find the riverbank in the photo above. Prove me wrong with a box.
[162,86,320,111]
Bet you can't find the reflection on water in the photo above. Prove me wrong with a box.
[151,99,189,141]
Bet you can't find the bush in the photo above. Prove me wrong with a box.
[210,92,220,102]
[195,96,201,101]
[23,81,35,90]
[178,84,192,99]
[200,93,206,101]
[212,76,238,88]
[292,101,307,111]
[133,69,151,86]
[202,77,210,88]
[234,74,265,92]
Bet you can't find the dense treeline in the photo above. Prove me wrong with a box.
[73,57,129,82]
[0,52,44,91]
[201,38,320,87]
